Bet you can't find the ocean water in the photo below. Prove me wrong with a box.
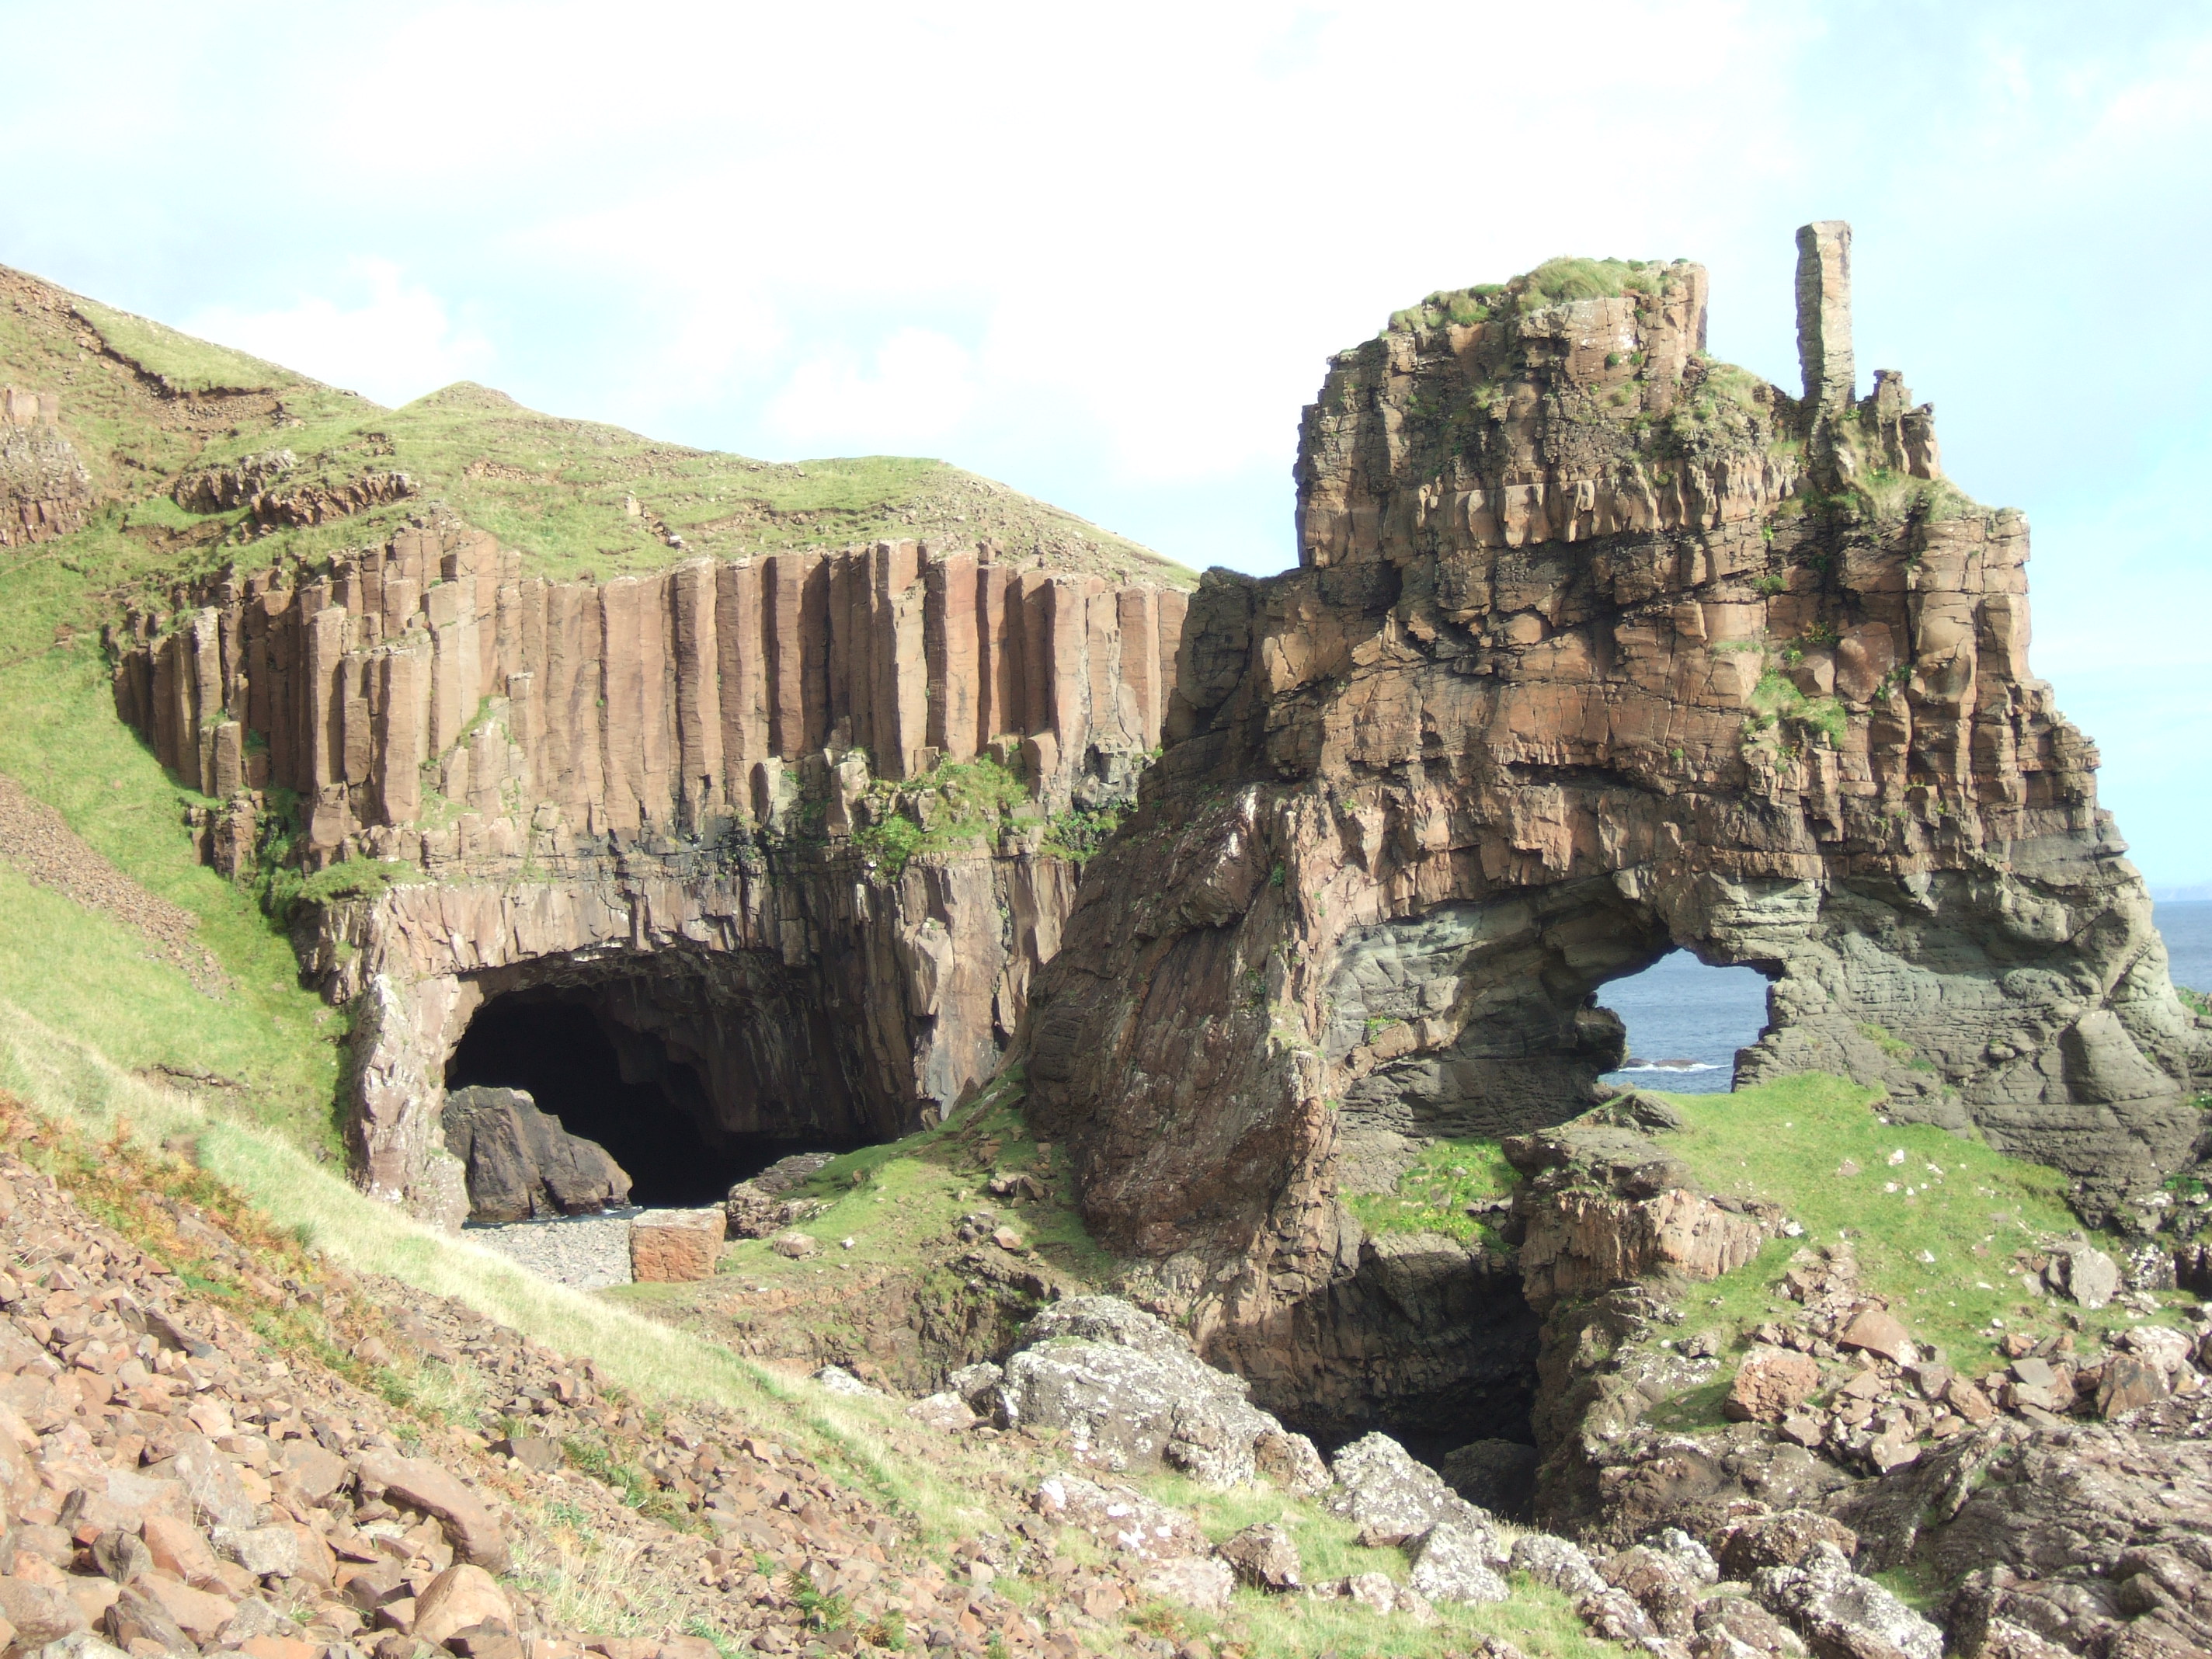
[2159,901,2212,996]
[1593,902,2212,1097]
[1597,951,1770,1094]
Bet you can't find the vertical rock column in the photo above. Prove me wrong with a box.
[671,559,724,828]
[924,548,980,761]
[1795,220,1854,417]
[715,560,769,796]
[872,541,927,778]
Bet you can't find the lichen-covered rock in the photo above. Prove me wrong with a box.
[1511,1532,1609,1601]
[440,1086,630,1222]
[725,1153,836,1238]
[1325,1432,1490,1547]
[996,1297,1293,1484]
[1407,1520,1509,1605]
[1031,1473,1202,1561]
[1753,1542,1943,1659]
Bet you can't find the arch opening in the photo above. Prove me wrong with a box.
[1595,949,1774,1094]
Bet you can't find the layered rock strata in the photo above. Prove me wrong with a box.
[1022,228,2210,1435]
[111,526,1186,1223]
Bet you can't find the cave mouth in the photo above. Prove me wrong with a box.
[1595,948,1774,1094]
[444,986,860,1209]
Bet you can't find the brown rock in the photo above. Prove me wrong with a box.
[0,1575,88,1646]
[1726,1345,1824,1423]
[1216,1522,1301,1591]
[350,1451,509,1572]
[409,1565,513,1647]
[1837,1308,1915,1364]
[141,1515,222,1588]
[2099,1355,2169,1418]
[137,1570,235,1640]
[628,1209,725,1282]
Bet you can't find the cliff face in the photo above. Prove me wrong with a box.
[1,384,93,545]
[113,524,1184,1223]
[1021,228,2209,1427]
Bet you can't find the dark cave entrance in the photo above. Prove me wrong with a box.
[445,983,860,1209]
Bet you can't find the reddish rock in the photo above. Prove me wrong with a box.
[350,1450,508,1572]
[629,1209,724,1282]
[411,1564,513,1647]
[1726,1346,1824,1423]
[1837,1308,1915,1364]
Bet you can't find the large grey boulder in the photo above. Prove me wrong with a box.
[440,1087,631,1222]
[725,1152,836,1238]
[995,1297,1322,1487]
[1326,1431,1499,1547]
[1752,1541,1942,1659]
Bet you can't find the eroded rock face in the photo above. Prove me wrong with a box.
[1021,228,2209,1429]
[111,521,1189,1222]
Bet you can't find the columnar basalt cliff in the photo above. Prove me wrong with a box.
[1021,228,2210,1433]
[113,527,1185,1222]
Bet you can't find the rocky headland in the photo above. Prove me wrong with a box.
[1,223,2210,1659]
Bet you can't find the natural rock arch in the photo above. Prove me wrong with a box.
[1017,227,2210,1422]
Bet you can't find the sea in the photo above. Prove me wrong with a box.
[1596,899,2212,1096]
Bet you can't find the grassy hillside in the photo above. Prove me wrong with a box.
[0,258,1192,1173]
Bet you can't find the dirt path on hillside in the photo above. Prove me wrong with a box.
[0,771,225,995]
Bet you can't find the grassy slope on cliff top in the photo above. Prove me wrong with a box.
[1362,1074,2200,1402]
[0,260,1188,1153]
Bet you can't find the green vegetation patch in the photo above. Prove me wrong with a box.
[1345,1136,1516,1247]
[1647,1073,2189,1381]
[1748,668,1847,750]
[72,298,304,396]
[847,754,1033,878]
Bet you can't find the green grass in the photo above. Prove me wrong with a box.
[1748,668,1847,750]
[73,297,311,396]
[1346,1136,1516,1247]
[1384,256,1691,335]
[0,637,345,1152]
[847,754,1035,878]
[1646,1073,2190,1382]
[678,1069,1122,1302]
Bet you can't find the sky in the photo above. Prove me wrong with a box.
[5,0,2208,886]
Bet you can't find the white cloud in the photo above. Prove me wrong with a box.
[184,260,493,406]
[768,330,980,453]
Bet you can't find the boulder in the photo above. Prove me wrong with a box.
[1727,1346,1824,1422]
[1407,1519,1509,1605]
[1135,1556,1233,1612]
[725,1153,836,1238]
[996,1297,1289,1485]
[410,1565,513,1647]
[628,1209,725,1282]
[1752,1542,1942,1659]
[1510,1532,1608,1601]
[1252,1427,1331,1496]
[2043,1243,2121,1309]
[440,1087,631,1222]
[1836,1307,1916,1365]
[906,1393,975,1431]
[1215,1523,1300,1591]
[350,1449,508,1572]
[1324,1432,1489,1547]
[1718,1511,1859,1578]
[1031,1473,1202,1562]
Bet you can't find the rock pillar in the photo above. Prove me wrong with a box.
[1795,220,1854,417]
